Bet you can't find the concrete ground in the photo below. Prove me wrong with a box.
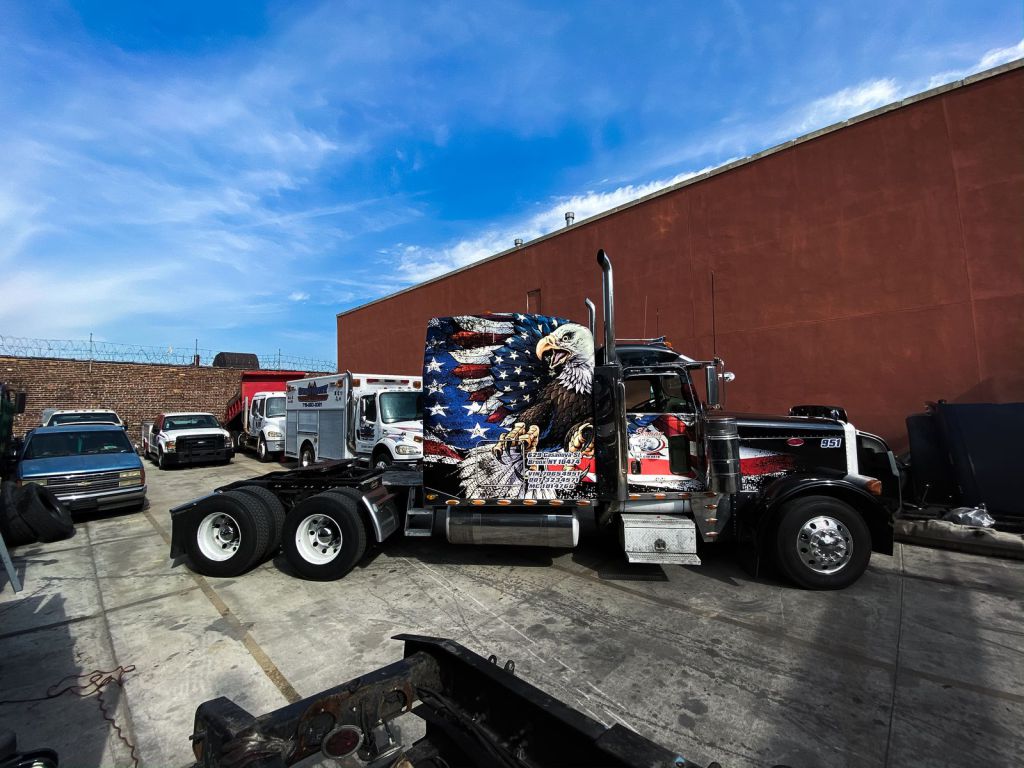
[2,453,1023,768]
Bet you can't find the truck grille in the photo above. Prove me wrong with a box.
[176,435,226,457]
[45,471,121,494]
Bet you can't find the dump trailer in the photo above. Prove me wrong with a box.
[171,250,898,589]
[186,634,718,768]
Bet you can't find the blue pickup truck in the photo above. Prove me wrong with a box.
[17,424,146,513]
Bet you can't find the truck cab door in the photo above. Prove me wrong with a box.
[355,395,377,455]
[623,372,705,493]
[255,398,266,436]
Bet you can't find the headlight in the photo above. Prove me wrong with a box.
[19,477,46,487]
[223,435,232,447]
[165,441,176,452]
[395,444,420,455]
[119,469,143,487]
[266,430,282,439]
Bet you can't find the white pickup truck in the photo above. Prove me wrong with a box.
[140,412,233,470]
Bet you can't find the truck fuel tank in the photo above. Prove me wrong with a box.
[705,415,741,495]
[445,510,579,548]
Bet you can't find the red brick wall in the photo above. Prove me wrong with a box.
[337,66,1024,452]
[0,356,244,439]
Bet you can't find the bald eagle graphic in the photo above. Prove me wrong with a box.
[421,314,594,499]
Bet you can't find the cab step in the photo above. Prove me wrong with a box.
[404,507,434,537]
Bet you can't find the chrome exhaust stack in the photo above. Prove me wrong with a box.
[597,249,616,363]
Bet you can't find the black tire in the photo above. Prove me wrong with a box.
[231,486,287,554]
[299,443,316,468]
[283,492,367,581]
[372,450,392,470]
[183,493,272,577]
[1,481,36,547]
[774,495,871,590]
[157,449,169,470]
[234,431,247,452]
[257,437,270,463]
[17,485,75,543]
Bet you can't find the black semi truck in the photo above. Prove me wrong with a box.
[172,250,899,591]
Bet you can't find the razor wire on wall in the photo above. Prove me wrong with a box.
[0,335,334,372]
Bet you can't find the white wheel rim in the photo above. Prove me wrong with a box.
[197,512,241,562]
[295,514,342,564]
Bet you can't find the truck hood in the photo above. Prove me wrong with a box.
[165,427,230,439]
[726,412,847,434]
[382,421,423,440]
[19,452,143,478]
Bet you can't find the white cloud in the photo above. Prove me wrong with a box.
[288,291,310,301]
[392,166,717,283]
[790,79,901,134]
[978,38,1024,69]
[928,37,1024,88]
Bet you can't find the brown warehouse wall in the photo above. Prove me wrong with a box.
[0,356,244,438]
[338,65,1024,451]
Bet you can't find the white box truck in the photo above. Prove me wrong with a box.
[285,372,423,468]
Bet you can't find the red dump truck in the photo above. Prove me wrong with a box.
[222,370,308,461]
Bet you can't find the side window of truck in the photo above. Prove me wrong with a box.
[363,396,377,422]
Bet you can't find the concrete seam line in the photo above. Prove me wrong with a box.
[142,507,302,705]
[549,562,1024,705]
[83,522,142,763]
[12,530,163,557]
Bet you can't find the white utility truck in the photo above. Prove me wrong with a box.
[284,373,423,468]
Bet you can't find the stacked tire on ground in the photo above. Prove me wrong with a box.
[183,485,389,580]
[0,481,75,547]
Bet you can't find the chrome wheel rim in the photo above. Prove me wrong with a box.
[197,512,241,562]
[295,514,342,564]
[796,515,852,574]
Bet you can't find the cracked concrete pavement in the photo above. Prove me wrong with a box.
[2,453,1023,767]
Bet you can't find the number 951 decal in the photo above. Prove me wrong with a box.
[820,437,843,448]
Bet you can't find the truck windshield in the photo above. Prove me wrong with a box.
[265,397,286,418]
[164,415,221,430]
[378,392,422,424]
[24,430,134,459]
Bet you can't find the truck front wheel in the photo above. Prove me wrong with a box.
[299,443,315,467]
[372,449,392,470]
[257,437,270,462]
[283,493,367,581]
[774,495,871,590]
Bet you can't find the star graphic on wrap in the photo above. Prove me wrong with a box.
[467,423,489,439]
[427,381,444,396]
[463,402,482,415]
[426,357,442,373]
[428,403,448,417]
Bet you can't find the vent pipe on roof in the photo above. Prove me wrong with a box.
[514,238,524,248]
[565,211,574,227]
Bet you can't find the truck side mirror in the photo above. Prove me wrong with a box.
[705,365,720,409]
[14,392,26,414]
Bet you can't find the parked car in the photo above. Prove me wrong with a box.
[17,424,146,514]
[40,408,125,429]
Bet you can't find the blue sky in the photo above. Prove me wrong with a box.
[1,1,1020,366]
